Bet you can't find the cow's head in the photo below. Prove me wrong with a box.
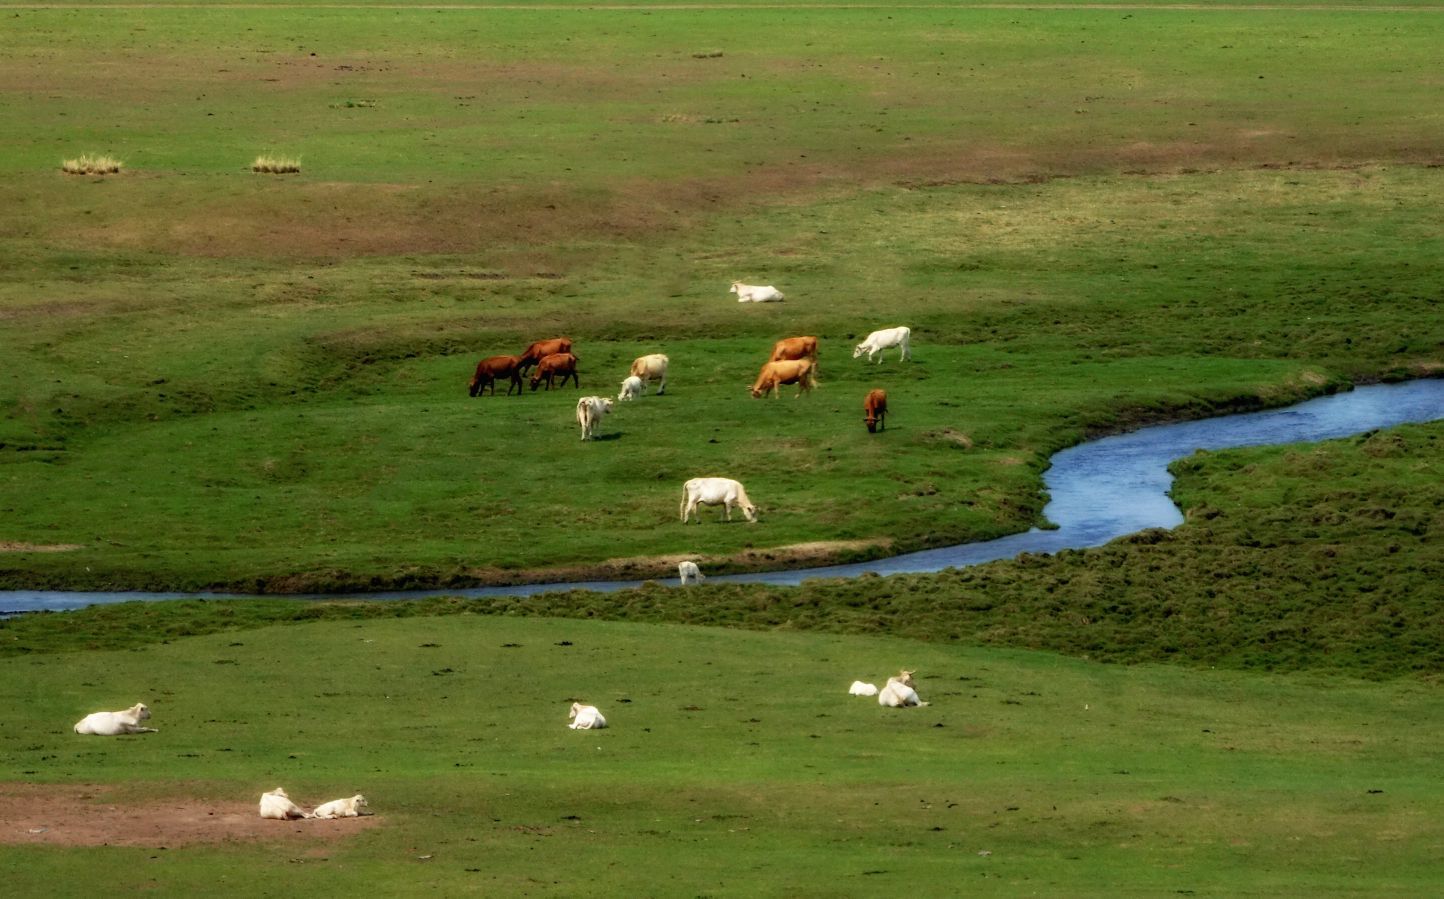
[852,343,868,359]
[530,374,543,391]
[729,281,741,294]
[866,415,878,433]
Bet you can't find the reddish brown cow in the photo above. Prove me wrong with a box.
[750,358,817,399]
[529,352,580,391]
[864,388,888,433]
[517,337,573,375]
[769,335,819,365]
[468,354,524,397]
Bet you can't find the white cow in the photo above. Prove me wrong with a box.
[311,794,370,819]
[618,375,644,401]
[853,326,911,364]
[629,354,669,394]
[678,560,705,585]
[568,702,607,730]
[73,702,157,736]
[575,395,613,440]
[731,281,785,303]
[259,787,310,820]
[878,670,928,708]
[680,477,758,523]
[848,681,879,697]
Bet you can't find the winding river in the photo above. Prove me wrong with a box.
[5,379,1443,615]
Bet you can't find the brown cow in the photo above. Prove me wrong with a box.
[750,358,817,399]
[530,352,580,391]
[769,335,818,366]
[517,337,573,375]
[468,354,524,397]
[864,388,888,433]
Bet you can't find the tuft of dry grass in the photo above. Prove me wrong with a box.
[60,154,122,175]
[251,155,301,174]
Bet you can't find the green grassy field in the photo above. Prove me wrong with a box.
[2,2,1443,893]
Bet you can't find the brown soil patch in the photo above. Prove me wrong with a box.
[0,542,84,553]
[0,783,378,848]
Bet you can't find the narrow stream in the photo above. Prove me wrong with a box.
[5,379,1442,615]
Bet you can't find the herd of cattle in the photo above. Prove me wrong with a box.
[465,285,916,577]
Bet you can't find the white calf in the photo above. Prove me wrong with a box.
[678,560,705,585]
[852,326,911,364]
[730,281,785,303]
[618,375,644,401]
[259,787,310,820]
[576,395,613,440]
[568,702,607,730]
[311,794,370,819]
[848,681,879,697]
[73,702,157,736]
[878,670,928,708]
[629,353,669,394]
[680,476,758,523]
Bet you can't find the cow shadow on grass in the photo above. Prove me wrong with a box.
[592,432,623,442]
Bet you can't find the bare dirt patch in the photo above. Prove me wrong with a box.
[0,783,378,848]
[0,542,83,553]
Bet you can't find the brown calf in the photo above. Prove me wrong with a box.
[468,354,525,397]
[530,352,580,391]
[864,388,888,433]
[517,337,573,375]
[750,358,818,399]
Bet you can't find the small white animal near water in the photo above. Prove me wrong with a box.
[73,703,157,736]
[678,560,705,585]
[568,702,607,730]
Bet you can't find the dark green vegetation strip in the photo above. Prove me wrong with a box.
[8,421,1438,678]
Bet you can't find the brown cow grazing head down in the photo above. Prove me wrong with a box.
[517,337,573,375]
[750,358,818,399]
[529,352,580,391]
[468,355,525,397]
[864,388,888,433]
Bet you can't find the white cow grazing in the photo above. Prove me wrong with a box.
[878,670,928,708]
[853,326,911,364]
[568,702,607,730]
[678,560,705,585]
[258,787,310,820]
[680,476,758,523]
[848,681,879,697]
[731,281,785,303]
[73,702,157,736]
[629,353,669,394]
[311,794,370,819]
[575,395,614,440]
[618,375,644,401]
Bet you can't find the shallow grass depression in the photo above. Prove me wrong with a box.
[1,1,1442,894]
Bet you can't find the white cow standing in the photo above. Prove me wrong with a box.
[73,703,157,736]
[730,281,785,303]
[568,703,607,730]
[311,794,371,819]
[618,375,645,401]
[853,326,911,364]
[629,354,669,394]
[680,477,758,523]
[878,670,928,708]
[575,395,613,440]
[678,560,705,585]
[259,787,310,820]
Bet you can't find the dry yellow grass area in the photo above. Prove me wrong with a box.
[60,154,122,175]
[251,155,301,174]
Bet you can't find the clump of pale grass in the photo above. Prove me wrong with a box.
[61,154,123,175]
[252,155,301,174]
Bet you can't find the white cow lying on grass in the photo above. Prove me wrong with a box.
[259,787,310,820]
[680,476,758,523]
[853,326,911,364]
[311,794,371,819]
[576,395,614,440]
[848,681,879,697]
[74,702,157,736]
[878,670,928,708]
[618,375,645,401]
[568,702,607,730]
[678,560,705,585]
[731,281,785,303]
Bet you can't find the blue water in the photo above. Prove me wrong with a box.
[4,380,1442,615]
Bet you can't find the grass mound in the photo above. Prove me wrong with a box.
[60,154,122,175]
